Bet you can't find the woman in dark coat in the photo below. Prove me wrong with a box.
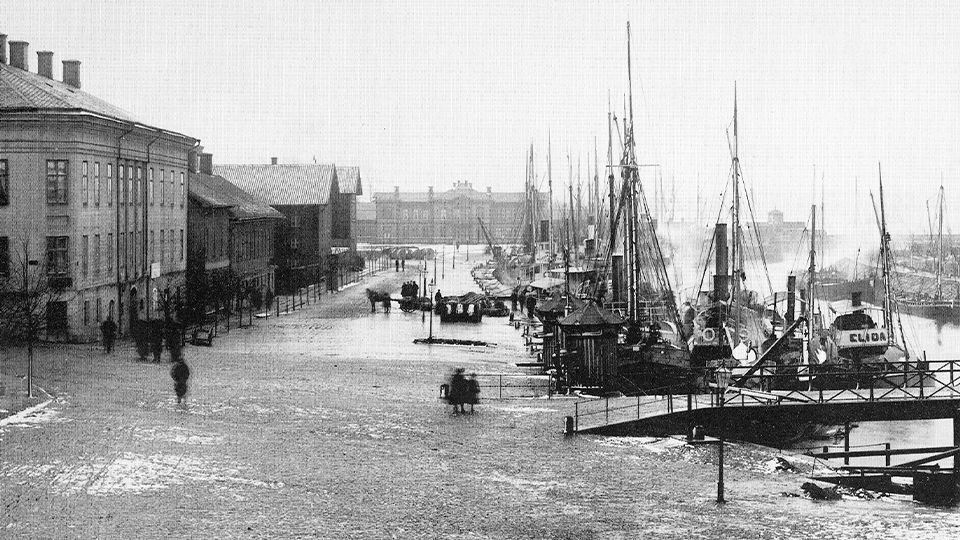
[448,368,468,414]
[171,359,191,404]
[466,373,481,413]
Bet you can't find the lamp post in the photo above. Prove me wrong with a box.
[428,280,435,342]
[715,363,732,504]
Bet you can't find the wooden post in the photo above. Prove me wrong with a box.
[276,297,280,317]
[954,410,960,484]
[844,421,851,465]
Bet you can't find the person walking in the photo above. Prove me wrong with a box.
[100,315,117,353]
[525,293,537,319]
[401,259,405,271]
[434,289,442,304]
[395,259,399,272]
[171,358,191,405]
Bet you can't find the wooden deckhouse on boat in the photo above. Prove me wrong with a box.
[558,302,625,389]
[535,294,586,372]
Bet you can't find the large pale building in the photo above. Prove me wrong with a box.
[0,37,198,341]
[372,182,547,245]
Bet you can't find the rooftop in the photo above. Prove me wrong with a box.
[336,166,362,196]
[0,62,138,122]
[189,172,284,221]
[214,164,336,206]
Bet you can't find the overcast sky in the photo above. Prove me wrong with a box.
[4,1,958,232]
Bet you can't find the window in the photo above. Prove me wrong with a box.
[82,235,89,277]
[136,166,143,206]
[96,298,102,322]
[126,165,133,206]
[149,168,155,205]
[180,173,184,207]
[150,230,155,262]
[160,169,165,206]
[94,235,101,278]
[94,162,101,206]
[46,160,68,204]
[107,233,114,273]
[169,229,174,263]
[0,236,8,277]
[0,159,8,205]
[82,161,89,205]
[46,236,69,275]
[83,300,90,326]
[169,171,175,205]
[179,229,184,261]
[160,230,165,263]
[106,163,113,206]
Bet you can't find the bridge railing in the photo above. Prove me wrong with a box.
[440,373,554,400]
[572,385,713,432]
[572,360,960,431]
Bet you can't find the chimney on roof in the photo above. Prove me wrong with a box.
[270,157,278,165]
[9,41,28,70]
[0,35,7,65]
[62,60,81,88]
[199,153,213,175]
[37,51,53,78]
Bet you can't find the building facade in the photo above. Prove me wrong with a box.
[0,39,197,341]
[335,166,362,252]
[188,153,283,300]
[356,201,376,243]
[214,160,357,293]
[372,181,547,245]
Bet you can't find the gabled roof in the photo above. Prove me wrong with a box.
[336,166,362,195]
[0,62,140,123]
[189,172,284,221]
[214,164,336,206]
[559,302,625,327]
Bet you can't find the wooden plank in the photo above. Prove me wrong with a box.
[897,447,960,468]
[809,446,957,460]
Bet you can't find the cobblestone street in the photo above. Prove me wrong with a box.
[3,262,960,539]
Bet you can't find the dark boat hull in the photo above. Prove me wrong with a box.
[896,299,960,324]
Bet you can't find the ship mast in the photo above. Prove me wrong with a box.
[878,164,893,342]
[808,204,817,358]
[548,133,554,263]
[730,84,742,340]
[937,184,944,299]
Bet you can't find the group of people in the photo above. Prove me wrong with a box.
[509,286,538,318]
[446,368,480,414]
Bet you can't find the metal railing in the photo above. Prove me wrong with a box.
[571,360,960,432]
[440,373,555,400]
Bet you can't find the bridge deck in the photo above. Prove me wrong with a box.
[573,386,960,435]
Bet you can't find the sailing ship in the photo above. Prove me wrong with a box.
[894,185,960,323]
[815,167,924,388]
[685,87,775,372]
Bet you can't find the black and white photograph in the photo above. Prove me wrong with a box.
[2,1,960,538]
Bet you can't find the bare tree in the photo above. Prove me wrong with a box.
[0,236,74,398]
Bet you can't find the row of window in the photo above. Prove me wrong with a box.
[235,227,271,263]
[0,231,184,281]
[15,158,187,208]
[76,229,185,279]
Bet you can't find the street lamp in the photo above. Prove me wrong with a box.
[428,280,436,342]
[715,362,733,504]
